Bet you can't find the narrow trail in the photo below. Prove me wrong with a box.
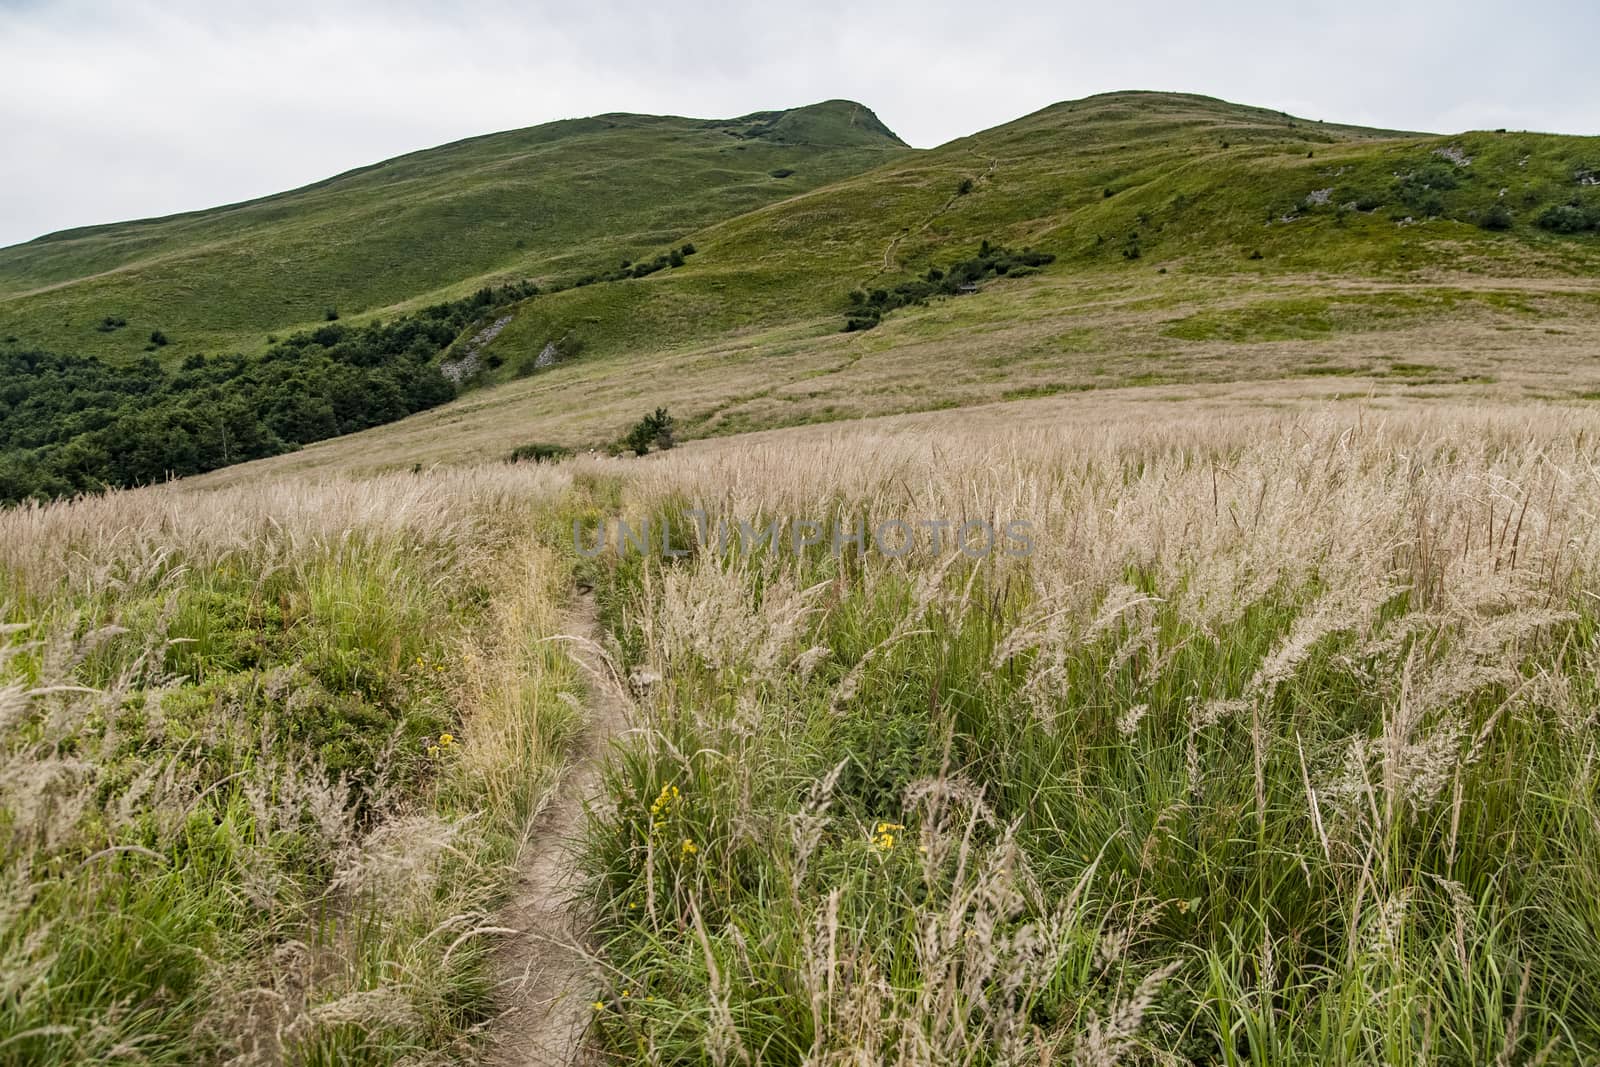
[874,149,1000,276]
[483,592,630,1067]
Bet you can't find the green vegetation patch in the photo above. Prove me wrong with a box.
[1165,291,1456,342]
[843,240,1055,331]
[0,282,540,504]
[0,532,484,1063]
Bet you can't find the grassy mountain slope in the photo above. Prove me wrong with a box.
[475,91,1600,372]
[7,90,1600,492]
[0,100,907,359]
[186,91,1600,482]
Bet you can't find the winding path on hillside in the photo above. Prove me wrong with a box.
[483,593,629,1067]
[875,148,1000,275]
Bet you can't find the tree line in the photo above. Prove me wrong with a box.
[0,283,536,504]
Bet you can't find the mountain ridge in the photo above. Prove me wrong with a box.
[7,99,906,248]
[0,98,907,359]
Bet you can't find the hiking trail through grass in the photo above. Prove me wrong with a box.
[483,591,629,1067]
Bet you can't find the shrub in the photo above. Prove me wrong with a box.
[769,168,795,178]
[324,307,340,321]
[0,280,554,502]
[680,243,696,256]
[648,407,675,450]
[631,253,674,278]
[505,441,573,464]
[624,421,654,457]
[1412,193,1446,218]
[838,240,1056,331]
[622,408,676,456]
[96,315,127,333]
[1393,161,1459,215]
[1479,202,1515,232]
[1538,204,1594,234]
[956,177,974,196]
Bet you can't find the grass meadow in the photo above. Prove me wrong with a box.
[7,401,1600,1063]
[576,405,1600,1065]
[0,466,585,1064]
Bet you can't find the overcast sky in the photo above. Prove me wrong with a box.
[2,0,1595,249]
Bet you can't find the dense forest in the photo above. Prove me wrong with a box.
[0,284,535,504]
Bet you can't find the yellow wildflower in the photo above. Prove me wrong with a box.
[438,733,455,747]
[649,783,680,817]
[681,838,698,857]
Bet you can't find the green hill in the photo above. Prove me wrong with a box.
[473,91,1600,376]
[0,99,907,360]
[5,90,1600,499]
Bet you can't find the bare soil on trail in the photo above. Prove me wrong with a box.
[483,594,630,1067]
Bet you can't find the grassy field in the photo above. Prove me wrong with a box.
[7,87,1600,1065]
[4,91,1599,497]
[0,466,590,1063]
[10,396,1600,1062]
[83,91,1581,484]
[572,403,1600,1064]
[183,264,1600,485]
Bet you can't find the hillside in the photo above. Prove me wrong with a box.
[5,90,1600,499]
[180,91,1600,481]
[0,99,907,359]
[473,91,1600,376]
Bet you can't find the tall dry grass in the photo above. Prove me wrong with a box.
[0,464,587,1064]
[577,404,1600,1064]
[12,400,1600,1063]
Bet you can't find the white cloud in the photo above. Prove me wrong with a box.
[1,0,1595,248]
